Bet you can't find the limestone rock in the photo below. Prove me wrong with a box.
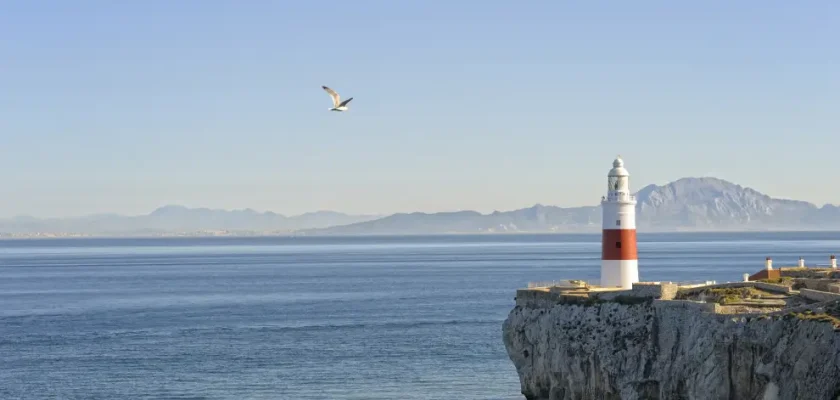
[502,301,840,400]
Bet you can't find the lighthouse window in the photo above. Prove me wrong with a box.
[616,219,621,226]
[616,241,622,249]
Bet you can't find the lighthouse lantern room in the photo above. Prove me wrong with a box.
[600,156,639,289]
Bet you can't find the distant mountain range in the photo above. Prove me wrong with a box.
[2,177,839,237]
[304,177,840,235]
[0,205,381,236]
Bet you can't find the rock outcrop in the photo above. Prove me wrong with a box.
[503,299,840,400]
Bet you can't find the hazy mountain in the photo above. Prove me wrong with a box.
[305,177,840,235]
[0,206,381,236]
[634,177,822,230]
[4,177,839,237]
[307,205,601,236]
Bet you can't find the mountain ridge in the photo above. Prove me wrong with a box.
[2,177,839,237]
[0,206,382,236]
[305,177,840,235]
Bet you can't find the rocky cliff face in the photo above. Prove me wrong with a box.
[502,301,840,400]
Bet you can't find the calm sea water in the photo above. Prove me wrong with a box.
[2,232,839,399]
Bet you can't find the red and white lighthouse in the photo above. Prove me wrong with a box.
[601,156,639,289]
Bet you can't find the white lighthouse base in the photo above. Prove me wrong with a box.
[600,260,639,289]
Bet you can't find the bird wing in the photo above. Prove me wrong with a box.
[322,86,340,107]
[338,97,353,107]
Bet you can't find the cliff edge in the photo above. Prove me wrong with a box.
[502,282,840,400]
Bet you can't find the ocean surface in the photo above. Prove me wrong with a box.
[2,232,839,399]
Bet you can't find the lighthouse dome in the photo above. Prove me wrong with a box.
[608,156,629,177]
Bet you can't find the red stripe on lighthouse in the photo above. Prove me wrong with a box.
[601,229,638,260]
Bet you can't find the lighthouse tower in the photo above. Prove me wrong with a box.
[600,156,639,289]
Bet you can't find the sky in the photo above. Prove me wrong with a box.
[1,1,838,218]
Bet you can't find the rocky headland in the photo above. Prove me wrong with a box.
[502,271,840,400]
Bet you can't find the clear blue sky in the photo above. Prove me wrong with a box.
[1,1,838,218]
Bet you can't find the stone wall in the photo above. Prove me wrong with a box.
[799,288,840,303]
[591,289,634,301]
[630,282,678,300]
[711,298,840,321]
[677,281,790,297]
[793,278,840,292]
[678,282,749,296]
[780,268,834,279]
[658,283,679,300]
[585,283,679,302]
[716,304,786,315]
[516,289,600,308]
[519,282,680,308]
[753,282,792,294]
[515,289,556,308]
[653,299,719,313]
[677,282,754,297]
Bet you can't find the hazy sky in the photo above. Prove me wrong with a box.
[1,1,838,218]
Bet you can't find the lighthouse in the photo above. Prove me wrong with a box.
[600,156,639,289]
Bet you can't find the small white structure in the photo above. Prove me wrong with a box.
[600,156,639,289]
[831,255,837,269]
[798,257,805,268]
[765,257,773,270]
[743,273,750,282]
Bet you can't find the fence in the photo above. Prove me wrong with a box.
[527,279,599,289]
[525,279,718,289]
[668,280,718,286]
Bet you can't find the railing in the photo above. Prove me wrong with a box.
[525,280,722,289]
[670,280,718,287]
[602,193,636,203]
[527,279,599,289]
[527,281,558,289]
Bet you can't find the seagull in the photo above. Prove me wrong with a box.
[322,85,353,112]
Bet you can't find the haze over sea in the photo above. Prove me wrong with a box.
[2,232,839,399]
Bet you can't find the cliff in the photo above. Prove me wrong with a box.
[502,295,840,400]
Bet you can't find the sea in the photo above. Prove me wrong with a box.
[2,232,839,400]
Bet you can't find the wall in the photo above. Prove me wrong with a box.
[676,281,790,297]
[677,282,754,297]
[589,283,678,301]
[717,297,839,320]
[780,268,834,279]
[659,283,679,300]
[799,288,840,303]
[753,282,792,294]
[591,289,633,301]
[749,269,780,282]
[653,299,719,313]
[515,289,600,308]
[518,281,770,310]
[515,289,557,308]
[792,278,840,292]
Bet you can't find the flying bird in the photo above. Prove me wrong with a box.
[322,85,353,112]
